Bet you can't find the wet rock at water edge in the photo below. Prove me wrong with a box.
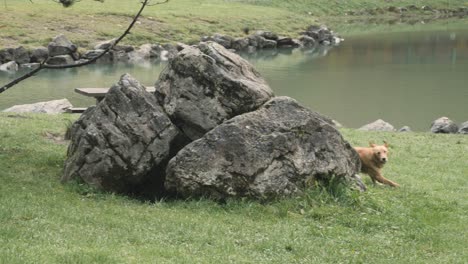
[46,55,75,65]
[155,41,274,140]
[430,117,458,134]
[30,47,49,63]
[62,74,187,195]
[0,61,19,73]
[165,97,362,200]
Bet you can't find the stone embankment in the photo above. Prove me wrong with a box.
[0,25,342,73]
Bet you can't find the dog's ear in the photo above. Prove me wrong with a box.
[369,141,376,147]
[383,141,389,148]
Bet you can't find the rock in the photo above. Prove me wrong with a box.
[48,34,78,57]
[232,37,250,51]
[2,99,72,113]
[165,96,361,200]
[359,119,396,132]
[0,47,30,64]
[62,74,186,195]
[30,47,49,63]
[255,30,279,41]
[303,25,335,44]
[128,44,160,63]
[248,35,266,48]
[0,61,19,72]
[210,33,234,49]
[12,46,30,64]
[299,35,316,47]
[430,117,458,134]
[262,39,277,49]
[155,41,274,140]
[398,126,412,132]
[46,55,75,65]
[276,37,301,48]
[113,45,135,53]
[94,38,117,50]
[458,121,468,134]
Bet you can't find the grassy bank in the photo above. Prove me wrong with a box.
[0,113,466,263]
[1,0,467,48]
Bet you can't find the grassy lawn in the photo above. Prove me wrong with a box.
[1,0,467,48]
[0,113,466,263]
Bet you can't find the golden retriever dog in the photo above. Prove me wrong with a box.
[354,141,400,187]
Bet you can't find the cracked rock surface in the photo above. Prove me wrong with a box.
[155,41,274,141]
[165,96,361,200]
[62,74,186,195]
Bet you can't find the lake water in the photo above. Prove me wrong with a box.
[1,27,467,131]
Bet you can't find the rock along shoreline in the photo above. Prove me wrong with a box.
[0,25,342,73]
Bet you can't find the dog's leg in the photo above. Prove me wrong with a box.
[373,171,400,187]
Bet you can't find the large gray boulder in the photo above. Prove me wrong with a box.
[155,41,274,140]
[458,121,468,134]
[359,119,396,132]
[62,74,186,195]
[2,99,72,113]
[165,97,361,200]
[48,34,78,57]
[430,117,458,134]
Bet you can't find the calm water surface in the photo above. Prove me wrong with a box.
[1,28,467,131]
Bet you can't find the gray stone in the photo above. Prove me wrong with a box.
[12,46,30,64]
[46,55,75,65]
[232,37,250,51]
[398,126,412,132]
[210,33,234,49]
[430,117,458,134]
[276,37,301,48]
[0,47,30,64]
[48,34,77,57]
[94,38,117,50]
[248,35,266,48]
[0,61,19,72]
[2,99,72,113]
[255,30,279,41]
[262,39,277,49]
[155,41,274,140]
[300,35,316,47]
[165,96,361,200]
[458,121,468,134]
[62,74,186,195]
[30,47,49,63]
[82,49,114,63]
[359,119,396,132]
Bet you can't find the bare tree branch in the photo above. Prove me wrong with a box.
[0,0,169,95]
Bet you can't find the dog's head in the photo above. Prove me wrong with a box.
[369,141,389,164]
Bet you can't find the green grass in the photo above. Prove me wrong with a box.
[1,0,467,49]
[0,113,467,263]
